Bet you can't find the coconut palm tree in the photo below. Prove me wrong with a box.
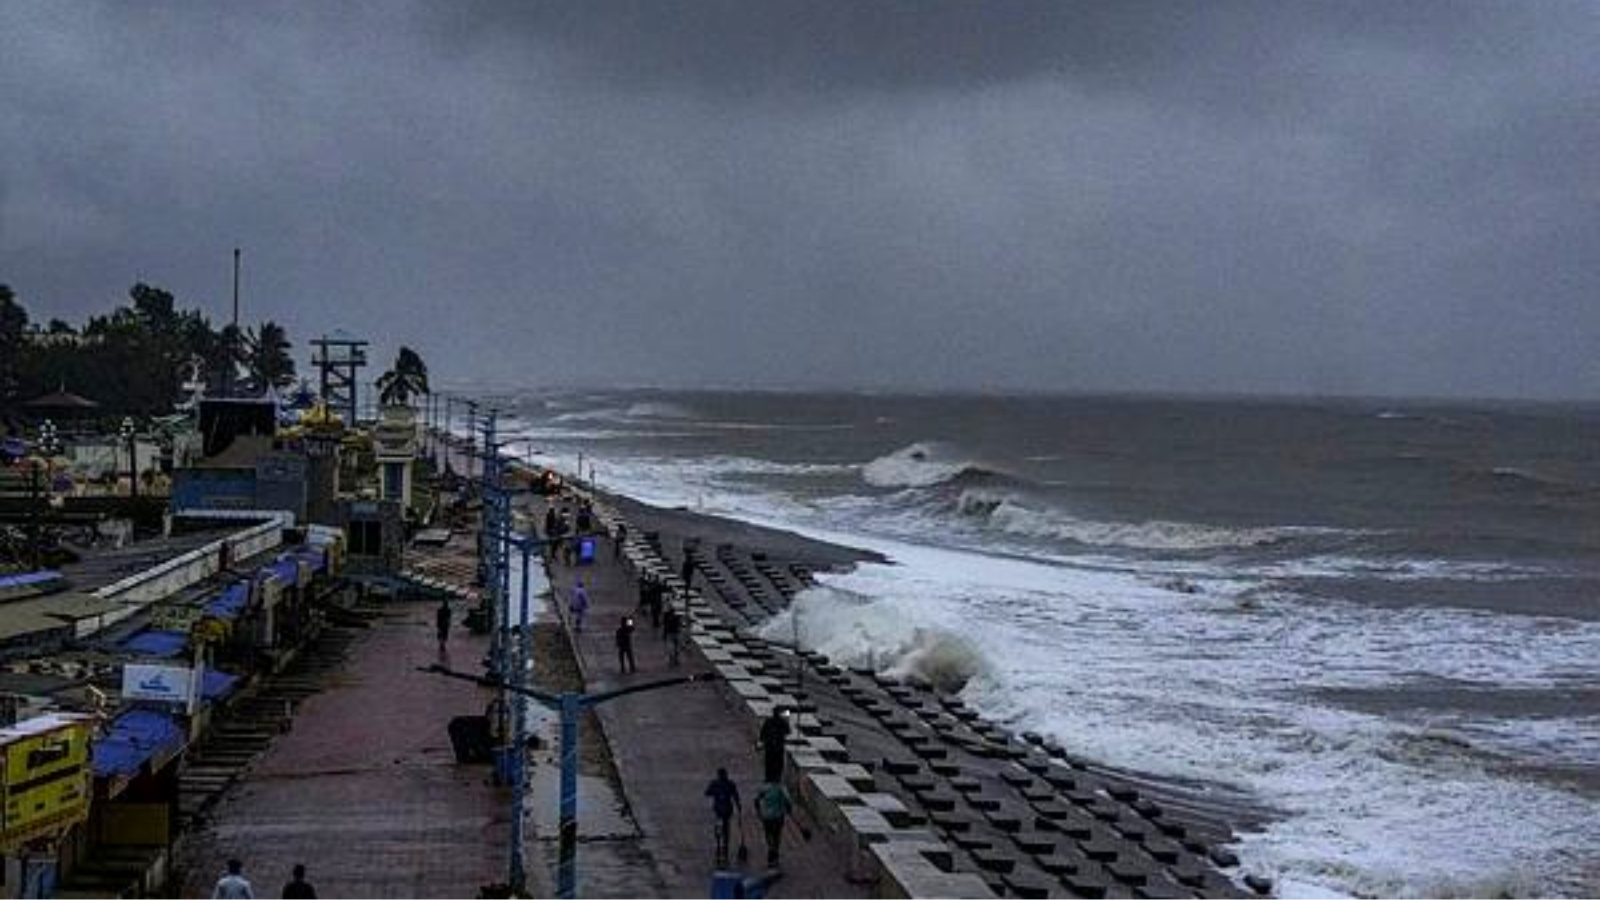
[376,346,430,406]
[243,320,296,392]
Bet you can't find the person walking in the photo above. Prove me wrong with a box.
[680,551,696,592]
[754,780,794,868]
[704,767,742,866]
[280,864,316,899]
[758,707,791,782]
[615,615,637,674]
[435,599,451,650]
[212,858,253,899]
[613,521,628,559]
[661,604,682,666]
[569,578,590,633]
[639,573,664,630]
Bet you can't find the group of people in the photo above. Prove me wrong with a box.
[544,502,599,566]
[703,708,799,870]
[212,859,315,899]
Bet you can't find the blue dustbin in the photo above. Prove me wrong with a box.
[578,537,597,564]
[709,871,742,899]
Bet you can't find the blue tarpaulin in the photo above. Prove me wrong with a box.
[263,556,299,585]
[203,581,250,620]
[201,670,240,701]
[292,546,326,573]
[120,630,189,658]
[91,709,186,778]
[0,571,62,591]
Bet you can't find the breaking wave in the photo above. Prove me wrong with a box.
[862,441,1012,489]
[950,487,1326,552]
[759,585,990,694]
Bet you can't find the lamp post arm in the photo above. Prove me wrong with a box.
[416,664,563,708]
[580,672,715,709]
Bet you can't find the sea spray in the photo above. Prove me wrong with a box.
[758,586,989,693]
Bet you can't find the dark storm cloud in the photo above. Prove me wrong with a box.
[2,0,1597,398]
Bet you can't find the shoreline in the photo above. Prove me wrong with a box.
[526,450,1263,897]
[565,467,1277,832]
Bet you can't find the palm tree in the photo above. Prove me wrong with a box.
[376,346,429,406]
[243,320,296,392]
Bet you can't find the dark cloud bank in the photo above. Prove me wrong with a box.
[2,1,1597,399]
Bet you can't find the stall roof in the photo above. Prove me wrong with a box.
[203,581,250,621]
[202,670,240,702]
[91,709,185,778]
[120,630,189,658]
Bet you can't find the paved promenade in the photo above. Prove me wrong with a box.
[176,570,526,898]
[538,503,867,898]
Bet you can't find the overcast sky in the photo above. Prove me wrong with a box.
[2,1,1597,398]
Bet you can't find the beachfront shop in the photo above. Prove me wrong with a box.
[0,714,94,899]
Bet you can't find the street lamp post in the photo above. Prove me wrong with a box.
[421,664,711,899]
[119,417,137,499]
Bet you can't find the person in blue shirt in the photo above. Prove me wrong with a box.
[704,767,742,866]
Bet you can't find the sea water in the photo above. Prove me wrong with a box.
[488,389,1600,897]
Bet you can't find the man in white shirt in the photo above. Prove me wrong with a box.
[213,858,253,899]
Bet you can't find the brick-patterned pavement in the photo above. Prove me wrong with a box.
[176,597,528,898]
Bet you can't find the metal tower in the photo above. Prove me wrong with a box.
[309,330,369,425]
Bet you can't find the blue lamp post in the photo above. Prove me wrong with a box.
[422,663,712,898]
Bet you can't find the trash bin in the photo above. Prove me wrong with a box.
[448,716,493,763]
[709,871,742,899]
[577,537,597,565]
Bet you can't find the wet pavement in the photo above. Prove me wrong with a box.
[176,581,528,898]
[539,509,868,899]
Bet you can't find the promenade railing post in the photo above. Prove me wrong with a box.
[508,542,532,895]
[557,692,581,899]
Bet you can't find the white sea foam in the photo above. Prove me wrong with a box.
[1246,554,1550,582]
[862,441,985,488]
[793,542,1600,897]
[964,489,1326,551]
[624,400,695,420]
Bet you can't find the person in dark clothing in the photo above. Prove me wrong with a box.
[758,708,791,782]
[613,522,628,559]
[661,605,682,666]
[680,552,696,592]
[543,507,559,541]
[281,864,316,899]
[704,767,741,866]
[615,616,637,674]
[638,574,664,630]
[435,600,451,650]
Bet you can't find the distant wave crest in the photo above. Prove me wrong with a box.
[862,441,1011,489]
[956,489,1310,551]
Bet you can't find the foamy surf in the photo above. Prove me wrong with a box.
[494,393,1600,897]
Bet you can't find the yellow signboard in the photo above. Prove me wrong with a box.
[0,716,92,849]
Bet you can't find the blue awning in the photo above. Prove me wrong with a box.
[120,630,189,658]
[92,709,186,778]
[262,555,300,585]
[203,581,251,620]
[201,670,240,701]
[293,546,327,574]
[0,571,62,590]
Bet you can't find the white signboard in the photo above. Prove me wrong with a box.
[121,664,199,707]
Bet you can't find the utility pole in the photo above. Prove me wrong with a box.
[420,665,711,899]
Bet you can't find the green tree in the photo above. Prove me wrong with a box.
[376,346,430,406]
[0,284,29,410]
[243,320,296,392]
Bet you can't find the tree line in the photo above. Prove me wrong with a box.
[0,282,296,420]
